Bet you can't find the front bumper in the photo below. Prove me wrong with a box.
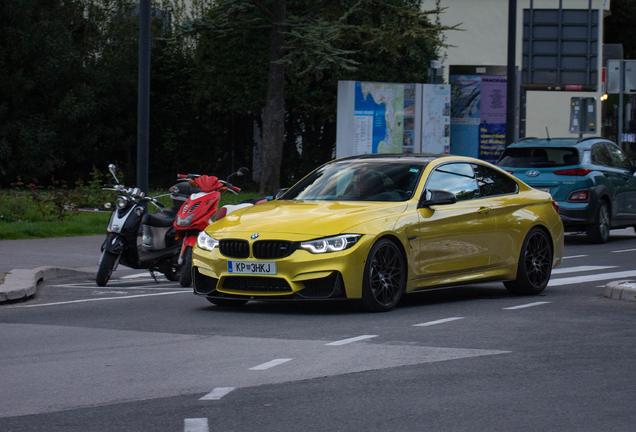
[191,234,375,300]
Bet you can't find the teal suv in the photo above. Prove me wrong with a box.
[497,137,636,243]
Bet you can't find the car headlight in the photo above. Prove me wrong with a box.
[176,213,195,227]
[197,231,219,251]
[300,234,361,254]
[115,196,129,209]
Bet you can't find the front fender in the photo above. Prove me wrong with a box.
[103,233,126,254]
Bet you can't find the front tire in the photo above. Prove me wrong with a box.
[361,239,406,312]
[163,254,181,282]
[504,227,552,295]
[179,246,193,287]
[586,200,610,244]
[96,251,120,287]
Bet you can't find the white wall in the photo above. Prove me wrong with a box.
[437,0,607,140]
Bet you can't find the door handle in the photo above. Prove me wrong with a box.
[477,206,492,214]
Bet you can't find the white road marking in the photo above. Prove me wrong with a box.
[503,301,551,310]
[184,418,209,432]
[249,358,293,370]
[325,335,378,346]
[552,265,617,275]
[612,248,636,253]
[548,270,636,286]
[414,317,465,327]
[563,255,588,259]
[48,283,187,291]
[6,291,188,308]
[121,273,153,279]
[199,387,236,400]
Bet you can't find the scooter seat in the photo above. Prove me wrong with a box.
[142,208,177,227]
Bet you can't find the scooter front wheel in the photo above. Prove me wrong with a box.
[179,246,193,287]
[96,251,120,286]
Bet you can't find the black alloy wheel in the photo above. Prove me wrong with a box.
[361,239,406,312]
[504,227,552,295]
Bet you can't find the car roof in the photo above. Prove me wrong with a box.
[507,137,615,150]
[335,153,443,163]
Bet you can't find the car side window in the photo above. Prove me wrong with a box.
[591,143,613,167]
[606,144,633,171]
[425,163,480,201]
[472,164,518,197]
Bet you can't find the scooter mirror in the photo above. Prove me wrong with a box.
[108,164,120,184]
[237,167,249,176]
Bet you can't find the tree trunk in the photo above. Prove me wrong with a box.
[259,0,286,195]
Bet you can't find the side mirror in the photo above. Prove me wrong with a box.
[238,167,249,176]
[275,188,289,200]
[419,189,457,208]
[108,164,120,184]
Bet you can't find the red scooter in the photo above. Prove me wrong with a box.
[172,167,250,287]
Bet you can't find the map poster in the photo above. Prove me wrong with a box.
[478,76,507,163]
[421,84,451,154]
[354,82,404,154]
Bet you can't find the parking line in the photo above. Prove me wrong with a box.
[612,248,636,253]
[548,270,636,286]
[325,335,378,346]
[414,317,465,327]
[249,358,292,370]
[199,387,236,400]
[563,255,588,259]
[184,418,209,432]
[503,301,551,310]
[6,291,189,308]
[552,265,617,275]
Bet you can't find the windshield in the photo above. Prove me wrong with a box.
[280,160,429,202]
[497,147,580,168]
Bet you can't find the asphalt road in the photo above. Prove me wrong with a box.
[1,230,636,431]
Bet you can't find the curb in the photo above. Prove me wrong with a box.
[603,280,636,302]
[0,267,95,302]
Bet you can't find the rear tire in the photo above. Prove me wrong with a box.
[163,255,181,282]
[207,298,249,307]
[96,251,119,287]
[586,201,610,244]
[179,246,193,287]
[504,227,552,295]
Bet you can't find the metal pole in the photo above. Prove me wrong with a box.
[619,61,624,149]
[506,0,517,145]
[137,0,151,194]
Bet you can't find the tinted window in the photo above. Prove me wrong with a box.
[591,143,613,166]
[498,147,579,167]
[607,144,632,171]
[281,160,429,201]
[426,163,480,201]
[473,164,518,197]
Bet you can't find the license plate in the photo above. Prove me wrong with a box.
[228,261,277,275]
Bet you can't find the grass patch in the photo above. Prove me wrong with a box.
[0,189,264,240]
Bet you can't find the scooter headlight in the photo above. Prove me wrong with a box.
[176,213,195,227]
[116,196,129,209]
[197,231,219,251]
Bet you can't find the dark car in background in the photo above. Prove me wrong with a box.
[497,137,636,243]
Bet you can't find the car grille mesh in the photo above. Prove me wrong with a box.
[253,241,295,259]
[222,276,291,293]
[219,239,249,259]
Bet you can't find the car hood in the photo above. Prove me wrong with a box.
[209,200,409,237]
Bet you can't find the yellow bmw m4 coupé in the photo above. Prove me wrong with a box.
[191,154,564,312]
